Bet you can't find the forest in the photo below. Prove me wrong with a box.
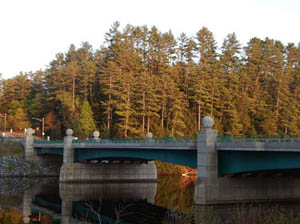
[0,22,300,139]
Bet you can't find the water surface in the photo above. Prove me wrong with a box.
[1,176,300,224]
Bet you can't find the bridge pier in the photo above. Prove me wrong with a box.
[194,116,218,204]
[60,161,157,182]
[59,129,157,182]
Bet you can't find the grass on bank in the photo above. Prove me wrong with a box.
[0,195,22,207]
[0,140,24,157]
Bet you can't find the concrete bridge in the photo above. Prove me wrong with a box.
[23,116,300,205]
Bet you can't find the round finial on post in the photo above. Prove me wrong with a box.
[202,116,214,129]
[146,132,153,139]
[93,131,100,139]
[26,128,35,136]
[66,129,73,136]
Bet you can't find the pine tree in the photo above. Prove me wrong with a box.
[79,100,96,138]
[191,27,218,130]
[243,37,265,134]
[100,22,122,135]
[219,33,243,134]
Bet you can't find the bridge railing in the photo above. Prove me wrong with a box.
[72,136,196,144]
[217,135,300,143]
[33,139,64,144]
[32,136,196,145]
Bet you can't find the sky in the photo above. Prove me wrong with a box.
[0,0,300,79]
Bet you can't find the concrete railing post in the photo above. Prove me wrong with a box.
[63,129,74,164]
[194,116,218,204]
[146,132,153,143]
[25,128,35,161]
[196,116,218,178]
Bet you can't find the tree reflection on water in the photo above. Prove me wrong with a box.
[155,176,195,214]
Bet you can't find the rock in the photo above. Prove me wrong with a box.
[0,156,59,177]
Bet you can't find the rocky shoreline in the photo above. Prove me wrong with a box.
[0,156,60,177]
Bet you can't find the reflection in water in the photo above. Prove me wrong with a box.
[193,203,300,224]
[59,182,161,224]
[155,176,195,214]
[2,176,300,223]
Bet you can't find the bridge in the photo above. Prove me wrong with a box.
[23,116,300,205]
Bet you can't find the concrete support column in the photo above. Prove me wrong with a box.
[60,129,74,182]
[60,161,157,182]
[24,128,35,161]
[196,116,218,178]
[63,129,74,164]
[22,189,33,224]
[194,116,218,204]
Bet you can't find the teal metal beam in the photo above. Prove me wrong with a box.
[74,148,197,168]
[35,147,63,156]
[218,150,300,176]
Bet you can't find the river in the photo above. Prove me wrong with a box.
[1,176,300,224]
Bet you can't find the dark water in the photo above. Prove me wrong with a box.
[0,176,195,224]
[1,176,300,224]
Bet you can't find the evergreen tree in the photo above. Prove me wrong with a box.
[1,23,300,139]
[79,100,96,138]
[243,37,265,134]
[219,33,243,134]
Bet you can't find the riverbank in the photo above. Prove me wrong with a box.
[0,156,60,177]
[0,141,60,177]
[0,140,24,157]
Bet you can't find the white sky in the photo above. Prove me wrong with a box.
[0,0,299,79]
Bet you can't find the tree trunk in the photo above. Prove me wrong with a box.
[161,81,167,129]
[275,76,282,120]
[198,103,201,130]
[124,89,130,138]
[142,86,146,135]
[72,75,75,114]
[147,116,150,133]
[107,75,112,130]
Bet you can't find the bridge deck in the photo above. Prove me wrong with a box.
[33,139,300,176]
